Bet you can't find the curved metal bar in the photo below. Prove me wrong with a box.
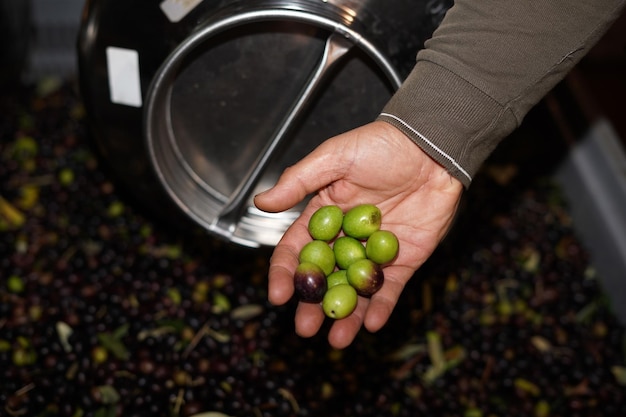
[212,31,354,235]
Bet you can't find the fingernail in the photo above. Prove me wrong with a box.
[254,189,269,198]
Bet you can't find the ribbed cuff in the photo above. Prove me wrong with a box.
[377,60,518,188]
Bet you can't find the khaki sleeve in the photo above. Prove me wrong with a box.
[378,0,625,188]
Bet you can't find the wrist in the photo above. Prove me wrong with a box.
[373,120,465,192]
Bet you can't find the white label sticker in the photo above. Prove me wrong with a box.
[106,47,143,108]
[160,0,203,23]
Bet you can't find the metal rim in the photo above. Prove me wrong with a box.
[145,8,401,247]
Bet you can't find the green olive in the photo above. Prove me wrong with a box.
[308,205,344,241]
[342,204,381,239]
[333,236,367,270]
[326,270,349,288]
[298,240,335,276]
[322,284,358,319]
[365,230,399,265]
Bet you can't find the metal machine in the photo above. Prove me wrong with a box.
[78,0,451,246]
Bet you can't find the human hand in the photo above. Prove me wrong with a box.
[254,121,464,349]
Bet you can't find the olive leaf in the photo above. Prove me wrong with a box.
[97,324,130,360]
[385,343,426,362]
[211,291,231,314]
[94,406,117,417]
[137,319,185,341]
[230,304,264,321]
[0,196,26,229]
[95,385,120,405]
[56,321,74,353]
[611,366,626,386]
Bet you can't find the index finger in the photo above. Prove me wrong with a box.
[266,212,312,306]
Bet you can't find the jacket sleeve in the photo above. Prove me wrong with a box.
[377,0,625,188]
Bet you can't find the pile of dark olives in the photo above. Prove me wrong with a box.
[294,204,399,319]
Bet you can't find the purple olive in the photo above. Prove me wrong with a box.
[346,259,384,297]
[294,262,328,303]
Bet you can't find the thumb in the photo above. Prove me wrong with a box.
[254,139,345,213]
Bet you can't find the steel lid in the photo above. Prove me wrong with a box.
[144,8,401,247]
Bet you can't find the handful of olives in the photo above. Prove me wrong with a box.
[294,204,399,319]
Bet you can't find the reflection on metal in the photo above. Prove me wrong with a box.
[78,0,454,247]
[145,9,401,247]
[555,118,626,325]
[212,33,354,235]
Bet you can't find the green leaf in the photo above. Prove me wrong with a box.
[386,343,426,361]
[97,325,130,361]
[112,323,130,340]
[212,292,231,313]
[444,345,466,370]
[230,304,264,321]
[95,385,120,405]
[426,331,445,372]
[94,406,116,417]
[514,378,540,396]
[137,319,185,341]
[11,135,38,159]
[534,400,550,417]
[137,326,176,341]
[0,197,26,229]
[422,331,447,384]
[464,407,483,417]
[56,321,74,352]
[611,366,626,386]
[156,318,186,331]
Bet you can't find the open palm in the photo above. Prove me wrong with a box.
[254,121,464,349]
